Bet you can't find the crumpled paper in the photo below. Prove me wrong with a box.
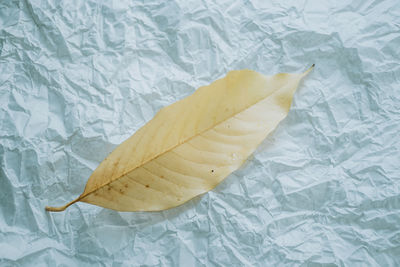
[1,0,400,266]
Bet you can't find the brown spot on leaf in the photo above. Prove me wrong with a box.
[146,184,149,188]
[211,169,214,173]
[124,184,128,188]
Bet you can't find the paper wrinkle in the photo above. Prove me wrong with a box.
[1,0,400,266]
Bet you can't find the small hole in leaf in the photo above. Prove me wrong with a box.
[211,170,214,173]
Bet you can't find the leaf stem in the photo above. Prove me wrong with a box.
[45,198,79,212]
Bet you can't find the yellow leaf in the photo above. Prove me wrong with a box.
[46,66,313,212]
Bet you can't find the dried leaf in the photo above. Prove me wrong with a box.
[46,66,313,212]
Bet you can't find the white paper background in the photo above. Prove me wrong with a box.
[1,0,400,266]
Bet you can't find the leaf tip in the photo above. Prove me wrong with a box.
[302,64,315,77]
